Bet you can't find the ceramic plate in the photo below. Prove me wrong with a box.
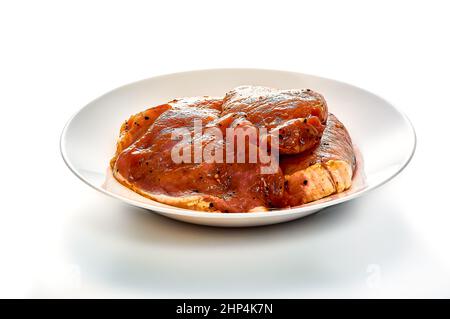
[60,69,416,227]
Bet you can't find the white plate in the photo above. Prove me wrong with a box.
[60,68,416,227]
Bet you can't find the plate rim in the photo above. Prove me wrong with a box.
[60,67,417,219]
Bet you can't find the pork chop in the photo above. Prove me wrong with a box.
[110,88,355,212]
[111,96,285,213]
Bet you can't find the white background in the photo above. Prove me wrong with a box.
[1,0,449,298]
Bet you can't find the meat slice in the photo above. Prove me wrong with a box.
[111,96,285,213]
[222,86,328,154]
[280,114,355,207]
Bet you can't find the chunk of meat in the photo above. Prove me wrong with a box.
[280,114,355,206]
[112,96,285,213]
[222,86,328,154]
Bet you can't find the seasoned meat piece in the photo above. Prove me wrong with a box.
[280,114,355,206]
[111,96,285,213]
[222,86,328,154]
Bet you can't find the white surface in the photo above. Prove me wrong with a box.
[0,0,449,297]
[61,69,415,226]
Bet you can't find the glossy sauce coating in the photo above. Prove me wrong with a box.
[222,86,328,154]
